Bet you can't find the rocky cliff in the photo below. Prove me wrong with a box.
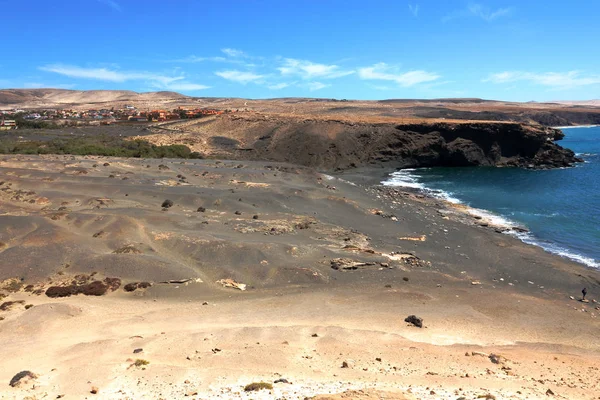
[142,114,582,170]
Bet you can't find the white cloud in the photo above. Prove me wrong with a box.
[97,0,121,12]
[408,4,419,17]
[485,71,600,88]
[278,58,354,80]
[306,82,329,91]
[444,3,513,22]
[221,48,247,58]
[157,82,210,91]
[468,4,513,21]
[215,70,264,84]
[39,64,208,92]
[268,83,291,90]
[358,63,440,87]
[39,64,184,84]
[172,55,229,63]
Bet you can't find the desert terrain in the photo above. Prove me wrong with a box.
[2,89,600,127]
[1,90,600,399]
[0,154,599,399]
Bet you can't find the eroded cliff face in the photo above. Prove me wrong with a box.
[144,114,582,170]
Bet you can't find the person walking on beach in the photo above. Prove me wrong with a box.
[582,287,587,301]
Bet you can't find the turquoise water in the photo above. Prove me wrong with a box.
[383,126,600,268]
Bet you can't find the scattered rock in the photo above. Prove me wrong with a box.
[341,361,351,368]
[404,315,423,328]
[489,353,507,365]
[162,199,174,208]
[133,348,143,354]
[9,371,37,387]
[197,207,206,212]
[113,245,142,254]
[0,300,25,311]
[90,386,99,394]
[45,280,111,298]
[216,279,246,291]
[311,333,319,337]
[124,282,152,292]
[546,389,555,396]
[274,378,290,384]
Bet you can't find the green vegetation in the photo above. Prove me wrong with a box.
[243,382,273,392]
[0,136,203,159]
[134,359,150,367]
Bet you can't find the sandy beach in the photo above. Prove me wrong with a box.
[0,154,598,399]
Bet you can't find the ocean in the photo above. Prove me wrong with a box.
[382,126,600,269]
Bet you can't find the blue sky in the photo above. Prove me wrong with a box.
[2,0,600,101]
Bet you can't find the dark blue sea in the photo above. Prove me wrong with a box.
[383,126,600,269]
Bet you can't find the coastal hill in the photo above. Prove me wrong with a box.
[2,88,600,126]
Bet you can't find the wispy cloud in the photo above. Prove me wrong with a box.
[468,4,513,21]
[306,82,329,91]
[39,64,209,91]
[408,4,419,17]
[268,82,291,90]
[39,64,179,83]
[221,48,247,58]
[485,71,600,88]
[278,58,354,80]
[215,70,265,84]
[171,55,229,63]
[97,0,121,12]
[444,3,513,22]
[358,63,440,87]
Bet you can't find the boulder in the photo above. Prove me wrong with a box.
[404,315,423,328]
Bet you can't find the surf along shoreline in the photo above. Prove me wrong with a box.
[358,123,598,270]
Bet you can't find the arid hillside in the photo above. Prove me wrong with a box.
[136,113,580,170]
[2,89,600,126]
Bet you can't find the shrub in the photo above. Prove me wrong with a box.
[134,359,150,367]
[243,382,273,392]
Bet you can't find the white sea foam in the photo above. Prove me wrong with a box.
[554,125,600,129]
[382,170,426,189]
[382,169,600,269]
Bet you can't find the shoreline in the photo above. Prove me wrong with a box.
[376,168,599,270]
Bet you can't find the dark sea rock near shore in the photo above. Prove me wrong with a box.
[197,115,582,170]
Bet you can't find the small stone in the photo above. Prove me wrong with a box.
[311,333,318,337]
[197,207,206,212]
[90,386,99,394]
[404,315,423,328]
[546,388,555,396]
[162,199,174,208]
[234,211,242,215]
[9,371,37,387]
[133,348,143,354]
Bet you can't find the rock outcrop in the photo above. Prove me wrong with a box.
[146,114,581,171]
